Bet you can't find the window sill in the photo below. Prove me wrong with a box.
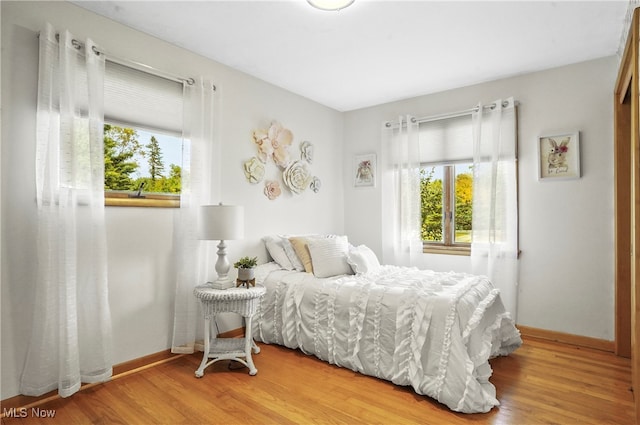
[422,244,470,256]
[105,192,180,208]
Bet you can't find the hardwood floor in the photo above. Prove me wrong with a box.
[2,337,633,425]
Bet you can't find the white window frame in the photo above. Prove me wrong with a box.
[421,163,472,256]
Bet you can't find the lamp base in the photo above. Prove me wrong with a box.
[211,239,233,290]
[210,277,234,290]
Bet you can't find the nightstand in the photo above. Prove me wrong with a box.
[193,285,266,378]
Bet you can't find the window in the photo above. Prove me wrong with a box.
[103,124,182,207]
[418,114,473,254]
[103,61,184,207]
[421,163,472,253]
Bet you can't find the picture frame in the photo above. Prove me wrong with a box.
[537,132,580,180]
[354,153,376,188]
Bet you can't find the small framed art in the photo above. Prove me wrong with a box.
[354,153,376,188]
[537,132,580,180]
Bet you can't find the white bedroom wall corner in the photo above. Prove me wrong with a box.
[516,56,617,341]
[1,0,346,400]
[342,106,387,261]
[344,56,618,342]
[1,10,43,400]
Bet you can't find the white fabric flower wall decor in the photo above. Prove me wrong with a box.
[243,120,321,200]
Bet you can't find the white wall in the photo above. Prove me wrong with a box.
[1,1,343,400]
[343,56,617,342]
[1,0,618,403]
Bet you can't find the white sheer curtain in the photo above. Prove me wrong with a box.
[382,116,422,266]
[171,78,218,353]
[21,24,112,397]
[471,98,519,317]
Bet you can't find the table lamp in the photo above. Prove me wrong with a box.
[198,203,245,289]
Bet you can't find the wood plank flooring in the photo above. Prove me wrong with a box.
[2,337,633,425]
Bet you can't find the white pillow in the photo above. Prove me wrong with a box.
[281,236,306,271]
[307,236,353,278]
[262,235,293,270]
[282,233,334,272]
[347,245,381,274]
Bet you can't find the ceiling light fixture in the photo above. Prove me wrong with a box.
[307,0,355,11]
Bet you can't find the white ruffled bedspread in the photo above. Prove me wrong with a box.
[253,263,522,413]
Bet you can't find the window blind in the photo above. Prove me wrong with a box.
[418,114,472,165]
[104,61,183,135]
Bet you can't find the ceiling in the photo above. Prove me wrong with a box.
[72,0,630,112]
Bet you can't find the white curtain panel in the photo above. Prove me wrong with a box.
[471,98,519,318]
[382,116,422,266]
[21,24,112,398]
[171,78,218,353]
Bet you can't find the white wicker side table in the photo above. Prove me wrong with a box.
[193,285,266,378]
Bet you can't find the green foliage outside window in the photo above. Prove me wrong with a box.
[420,168,443,242]
[104,125,140,190]
[146,136,165,182]
[420,165,473,244]
[103,124,181,194]
[454,170,473,243]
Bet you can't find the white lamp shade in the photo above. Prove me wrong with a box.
[198,205,244,241]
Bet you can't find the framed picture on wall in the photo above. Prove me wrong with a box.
[354,153,376,188]
[537,132,580,180]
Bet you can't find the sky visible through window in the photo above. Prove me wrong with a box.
[431,166,443,181]
[133,129,182,179]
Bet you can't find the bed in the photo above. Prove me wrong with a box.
[252,235,522,414]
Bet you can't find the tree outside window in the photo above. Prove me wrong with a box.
[421,163,473,251]
[104,124,182,206]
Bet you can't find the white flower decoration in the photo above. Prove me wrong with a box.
[269,121,294,168]
[251,121,294,168]
[300,141,314,164]
[310,176,321,193]
[252,129,273,163]
[243,157,265,184]
[282,160,311,194]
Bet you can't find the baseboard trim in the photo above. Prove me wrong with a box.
[518,325,615,353]
[0,349,185,416]
[1,326,614,415]
[112,348,180,376]
[219,326,245,339]
[0,329,247,416]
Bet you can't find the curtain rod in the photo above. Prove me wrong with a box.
[94,45,197,87]
[44,32,216,90]
[384,100,512,128]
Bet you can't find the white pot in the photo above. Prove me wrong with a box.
[237,267,255,281]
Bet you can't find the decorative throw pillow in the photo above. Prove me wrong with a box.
[281,236,305,271]
[307,236,353,278]
[288,236,316,273]
[262,235,293,270]
[347,245,381,274]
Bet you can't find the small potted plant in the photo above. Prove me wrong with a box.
[234,256,258,281]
